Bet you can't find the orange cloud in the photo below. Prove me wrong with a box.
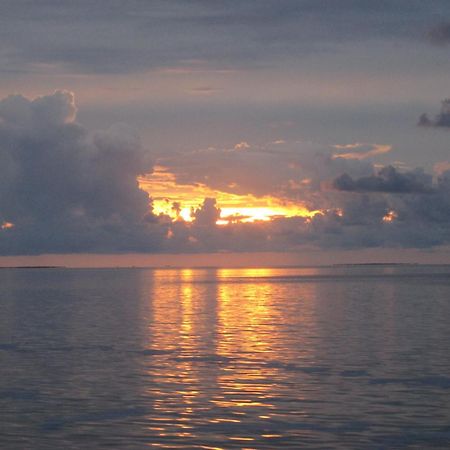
[434,161,450,175]
[234,141,251,151]
[1,221,14,230]
[138,166,319,224]
[332,143,392,160]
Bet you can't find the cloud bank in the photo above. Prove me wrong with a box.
[418,99,450,128]
[332,166,433,194]
[1,91,450,255]
[0,91,165,254]
[1,1,448,75]
[428,22,450,46]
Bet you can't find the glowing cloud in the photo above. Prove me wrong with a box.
[333,143,392,160]
[234,141,251,151]
[382,210,398,223]
[1,222,14,230]
[139,166,319,225]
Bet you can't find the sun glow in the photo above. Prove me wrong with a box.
[139,166,320,224]
[1,221,14,230]
[217,205,312,225]
[383,210,398,223]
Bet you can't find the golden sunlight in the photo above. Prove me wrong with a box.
[383,210,398,223]
[1,221,14,230]
[139,166,320,224]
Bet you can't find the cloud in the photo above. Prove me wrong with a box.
[154,142,450,251]
[1,1,448,75]
[418,99,450,128]
[1,91,450,255]
[192,198,221,226]
[332,143,392,160]
[188,86,220,96]
[332,166,433,193]
[0,91,166,254]
[157,141,376,207]
[427,22,450,45]
[234,141,251,150]
[0,90,76,127]
[158,144,302,199]
[434,161,450,175]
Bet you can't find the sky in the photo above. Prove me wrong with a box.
[1,0,450,265]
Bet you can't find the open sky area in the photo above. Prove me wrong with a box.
[1,1,450,266]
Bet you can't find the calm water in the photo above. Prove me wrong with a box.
[1,265,450,449]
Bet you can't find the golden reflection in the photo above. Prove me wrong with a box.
[214,270,281,415]
[218,267,276,279]
[141,269,206,440]
[180,269,195,336]
[199,447,224,450]
[139,268,320,445]
[218,266,323,279]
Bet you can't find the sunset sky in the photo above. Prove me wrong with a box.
[1,1,450,265]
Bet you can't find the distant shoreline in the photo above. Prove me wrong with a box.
[1,263,449,270]
[0,266,63,269]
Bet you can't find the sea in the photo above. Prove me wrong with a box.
[1,265,449,449]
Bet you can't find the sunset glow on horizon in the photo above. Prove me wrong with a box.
[1,1,450,264]
[3,3,450,449]
[140,165,321,225]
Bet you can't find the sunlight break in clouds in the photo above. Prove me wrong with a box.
[140,166,319,224]
[1,221,14,230]
[1,91,450,256]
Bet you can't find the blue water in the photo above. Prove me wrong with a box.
[1,265,450,449]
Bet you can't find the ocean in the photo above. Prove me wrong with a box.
[1,265,449,449]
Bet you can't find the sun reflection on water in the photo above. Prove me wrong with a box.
[2,267,449,448]
[138,267,321,446]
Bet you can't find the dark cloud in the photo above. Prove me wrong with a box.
[160,146,450,251]
[333,166,433,193]
[0,0,448,74]
[1,91,450,255]
[418,99,450,128]
[0,91,167,254]
[192,198,221,227]
[428,22,450,45]
[162,174,450,251]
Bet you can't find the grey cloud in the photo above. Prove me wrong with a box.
[418,99,450,128]
[0,91,167,255]
[333,166,434,194]
[1,90,450,255]
[159,145,300,198]
[1,1,448,75]
[159,144,374,208]
[159,146,450,251]
[0,91,76,128]
[269,173,450,250]
[417,113,433,127]
[164,178,450,251]
[428,22,450,45]
[192,198,221,227]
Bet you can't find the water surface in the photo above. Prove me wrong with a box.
[1,265,450,449]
